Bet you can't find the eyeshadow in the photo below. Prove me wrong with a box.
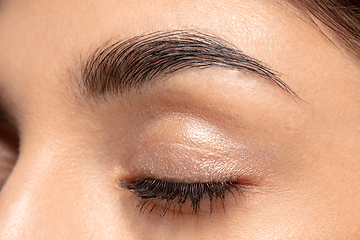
[123,113,273,185]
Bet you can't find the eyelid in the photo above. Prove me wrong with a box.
[119,116,265,216]
[124,113,269,185]
[118,177,246,216]
[118,108,277,217]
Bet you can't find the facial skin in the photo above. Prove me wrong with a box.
[0,0,360,239]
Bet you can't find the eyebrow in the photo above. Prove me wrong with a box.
[80,30,296,97]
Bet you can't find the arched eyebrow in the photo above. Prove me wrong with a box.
[80,30,296,97]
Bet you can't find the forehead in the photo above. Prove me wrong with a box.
[0,0,343,110]
[0,0,316,66]
[0,0,298,56]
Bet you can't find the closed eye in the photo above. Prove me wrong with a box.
[118,178,246,217]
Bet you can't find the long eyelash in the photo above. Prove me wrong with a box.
[118,178,245,217]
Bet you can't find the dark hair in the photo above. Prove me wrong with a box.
[294,0,360,56]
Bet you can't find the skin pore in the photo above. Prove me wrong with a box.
[0,0,360,239]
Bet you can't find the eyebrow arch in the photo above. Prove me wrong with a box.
[81,29,296,97]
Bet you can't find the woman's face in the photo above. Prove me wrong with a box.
[1,0,360,239]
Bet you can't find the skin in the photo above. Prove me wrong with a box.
[0,0,360,239]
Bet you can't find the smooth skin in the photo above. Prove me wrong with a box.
[0,0,360,239]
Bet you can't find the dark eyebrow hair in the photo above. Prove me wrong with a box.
[81,30,296,97]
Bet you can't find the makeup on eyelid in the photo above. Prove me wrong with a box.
[114,67,302,187]
[124,113,273,184]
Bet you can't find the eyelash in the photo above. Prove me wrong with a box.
[118,178,245,217]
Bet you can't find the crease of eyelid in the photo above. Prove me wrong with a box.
[79,29,299,99]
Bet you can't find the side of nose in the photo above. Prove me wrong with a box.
[0,139,130,240]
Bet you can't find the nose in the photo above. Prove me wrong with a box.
[0,136,130,239]
[0,138,89,238]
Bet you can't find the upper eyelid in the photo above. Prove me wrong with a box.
[79,29,297,99]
